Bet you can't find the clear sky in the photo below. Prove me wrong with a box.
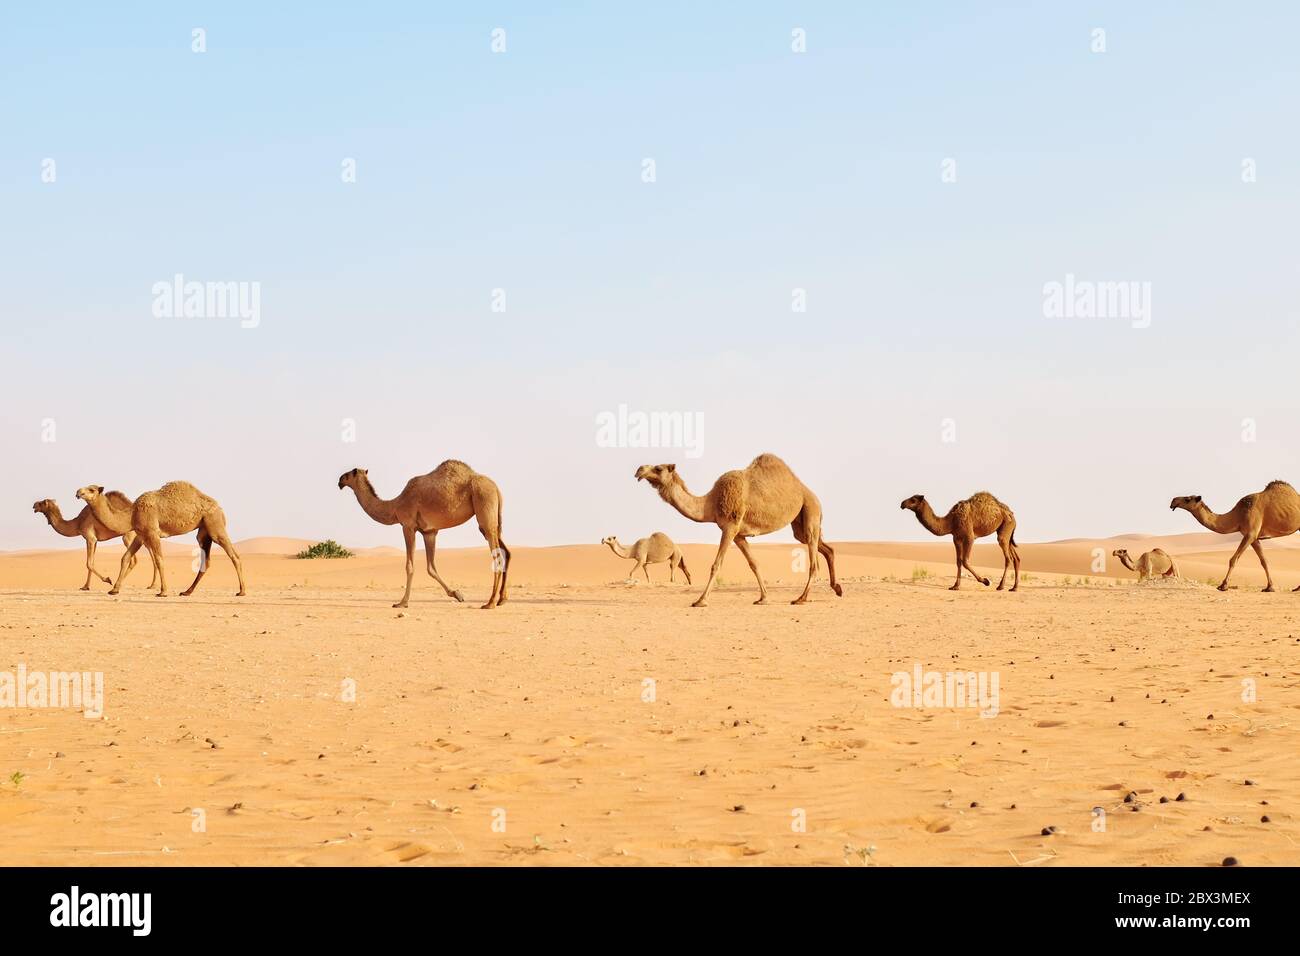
[3,2,1299,551]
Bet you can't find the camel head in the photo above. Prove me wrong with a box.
[338,468,369,491]
[600,536,616,546]
[899,494,926,512]
[32,499,56,516]
[75,485,105,504]
[1169,495,1202,512]
[1112,548,1129,559]
[635,463,677,489]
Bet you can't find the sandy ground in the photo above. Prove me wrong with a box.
[1,536,1298,866]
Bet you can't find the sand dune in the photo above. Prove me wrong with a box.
[1,536,1297,866]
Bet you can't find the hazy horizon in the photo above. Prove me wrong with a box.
[5,2,1299,552]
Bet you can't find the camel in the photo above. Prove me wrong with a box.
[94,481,247,597]
[32,495,155,590]
[339,460,509,609]
[899,492,1021,592]
[634,454,842,607]
[601,533,691,584]
[1170,480,1300,591]
[1112,548,1178,582]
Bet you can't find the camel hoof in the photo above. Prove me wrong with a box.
[996,584,1005,591]
[1263,586,1275,593]
[107,589,120,596]
[180,590,193,597]
[832,583,843,597]
[790,597,808,605]
[452,590,466,603]
[981,578,991,587]
[480,602,497,610]
[156,592,169,598]
[235,591,246,597]
[753,598,769,605]
[949,584,960,591]
[1009,586,1019,593]
[691,600,708,608]
[80,586,91,591]
[1217,584,1229,592]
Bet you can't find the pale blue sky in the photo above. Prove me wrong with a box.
[3,2,1298,550]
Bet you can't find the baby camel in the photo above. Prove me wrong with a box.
[90,481,247,598]
[900,492,1021,592]
[1112,548,1178,582]
[601,533,691,584]
[32,495,154,590]
[339,460,509,609]
[635,454,842,607]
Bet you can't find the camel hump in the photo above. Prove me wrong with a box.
[105,491,134,512]
[649,531,674,548]
[1265,479,1294,492]
[749,453,792,475]
[970,491,1013,514]
[431,460,476,481]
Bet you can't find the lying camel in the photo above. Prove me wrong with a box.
[33,495,154,590]
[1112,548,1178,582]
[601,533,691,584]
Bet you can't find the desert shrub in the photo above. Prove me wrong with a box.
[296,539,354,559]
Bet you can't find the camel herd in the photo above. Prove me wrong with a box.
[30,458,1300,606]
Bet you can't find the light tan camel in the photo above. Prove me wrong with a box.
[634,454,842,607]
[32,495,154,590]
[900,492,1021,592]
[1171,480,1300,591]
[1112,547,1178,582]
[339,460,509,609]
[96,481,247,597]
[601,533,691,584]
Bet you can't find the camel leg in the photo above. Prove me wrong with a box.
[1009,537,1021,592]
[82,534,102,589]
[395,525,416,608]
[181,528,213,596]
[1218,535,1255,591]
[643,561,652,584]
[949,538,965,590]
[668,552,677,583]
[421,531,466,602]
[995,526,1013,590]
[960,538,991,587]
[733,536,769,604]
[693,527,737,607]
[678,554,692,585]
[792,527,819,605]
[139,528,168,596]
[109,536,144,595]
[1250,540,1275,592]
[470,483,508,609]
[817,539,843,597]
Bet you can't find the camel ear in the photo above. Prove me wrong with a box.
[95,486,104,494]
[666,464,676,473]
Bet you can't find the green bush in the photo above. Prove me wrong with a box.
[296,539,354,559]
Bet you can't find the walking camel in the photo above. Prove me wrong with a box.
[634,454,842,607]
[601,533,691,584]
[1170,480,1300,591]
[32,495,155,590]
[899,492,1021,591]
[1112,547,1178,582]
[339,460,509,609]
[86,482,247,597]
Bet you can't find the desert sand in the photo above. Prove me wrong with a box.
[1,534,1297,866]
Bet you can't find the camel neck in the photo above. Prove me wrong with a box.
[351,478,399,525]
[1115,553,1138,572]
[1189,503,1237,534]
[660,479,712,523]
[914,501,953,537]
[606,540,631,559]
[42,506,79,537]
